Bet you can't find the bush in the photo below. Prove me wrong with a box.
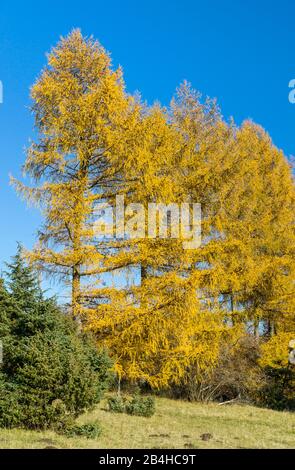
[0,312,112,429]
[208,335,264,403]
[258,367,295,411]
[258,333,295,410]
[107,394,156,417]
[63,422,102,439]
[168,335,264,403]
[0,250,113,430]
[126,395,155,417]
[107,395,127,413]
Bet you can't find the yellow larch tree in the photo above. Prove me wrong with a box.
[12,30,142,318]
[230,122,295,336]
[81,82,244,387]
[14,32,294,390]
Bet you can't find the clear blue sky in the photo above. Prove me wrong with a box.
[0,0,294,295]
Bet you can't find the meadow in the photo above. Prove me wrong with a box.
[0,397,293,449]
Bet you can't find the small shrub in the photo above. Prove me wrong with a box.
[107,393,156,417]
[168,335,264,403]
[258,333,295,410]
[107,395,127,413]
[63,422,102,439]
[258,367,295,410]
[126,395,155,417]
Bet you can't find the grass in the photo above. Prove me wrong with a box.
[0,396,294,449]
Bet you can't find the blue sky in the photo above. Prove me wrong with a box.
[0,0,294,295]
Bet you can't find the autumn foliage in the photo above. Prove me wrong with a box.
[13,30,295,395]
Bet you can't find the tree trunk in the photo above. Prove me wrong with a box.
[72,265,81,323]
[141,265,147,283]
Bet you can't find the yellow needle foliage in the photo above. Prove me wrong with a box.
[12,30,142,317]
[14,31,295,389]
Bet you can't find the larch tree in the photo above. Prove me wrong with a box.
[81,83,243,388]
[12,30,141,319]
[14,32,294,390]
[14,31,204,387]
[80,104,197,387]
[230,122,295,336]
[170,85,295,339]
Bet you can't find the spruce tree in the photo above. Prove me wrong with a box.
[0,250,112,430]
[6,243,42,308]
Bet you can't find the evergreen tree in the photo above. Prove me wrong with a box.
[5,243,42,314]
[0,250,112,429]
[0,278,16,336]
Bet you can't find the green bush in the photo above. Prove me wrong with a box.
[258,333,295,410]
[0,249,113,430]
[107,393,155,417]
[126,395,155,417]
[258,367,295,411]
[63,422,102,439]
[0,315,112,430]
[107,395,127,413]
[0,312,112,430]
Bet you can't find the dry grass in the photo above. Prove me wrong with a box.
[0,396,294,449]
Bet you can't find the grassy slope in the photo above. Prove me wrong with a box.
[0,397,294,449]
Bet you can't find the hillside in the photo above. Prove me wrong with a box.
[0,397,293,449]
